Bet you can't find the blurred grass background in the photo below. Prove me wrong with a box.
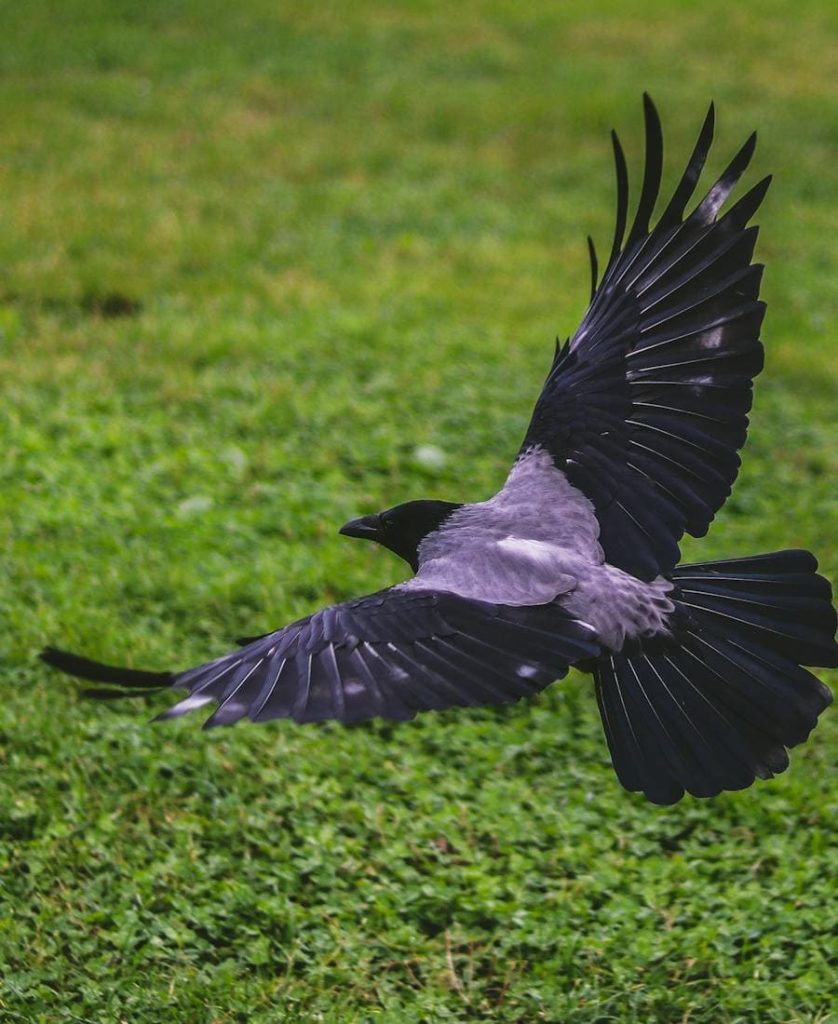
[0,1,836,1021]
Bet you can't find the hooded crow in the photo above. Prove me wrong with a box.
[41,96,836,805]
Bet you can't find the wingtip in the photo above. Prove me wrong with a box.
[38,645,174,688]
[39,645,62,666]
[722,173,773,229]
[587,234,599,300]
[704,101,716,140]
[642,91,660,125]
[693,126,760,223]
[734,131,759,176]
[39,645,86,673]
[608,129,629,266]
[624,93,664,248]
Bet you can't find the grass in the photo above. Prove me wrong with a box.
[1,1,836,1021]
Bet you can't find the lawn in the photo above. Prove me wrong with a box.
[0,1,836,1021]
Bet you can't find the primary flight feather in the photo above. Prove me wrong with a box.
[41,96,836,805]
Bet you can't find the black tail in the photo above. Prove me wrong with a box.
[38,646,173,699]
[594,550,836,804]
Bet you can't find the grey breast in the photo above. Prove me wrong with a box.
[401,447,602,605]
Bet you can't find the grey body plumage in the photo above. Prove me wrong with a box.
[406,446,675,649]
[41,96,836,805]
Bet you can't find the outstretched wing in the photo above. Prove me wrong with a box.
[522,96,769,580]
[41,588,599,728]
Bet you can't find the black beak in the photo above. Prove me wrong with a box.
[339,514,382,541]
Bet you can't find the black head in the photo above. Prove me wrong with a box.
[339,499,462,571]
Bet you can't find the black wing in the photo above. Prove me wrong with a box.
[41,588,599,728]
[522,96,769,580]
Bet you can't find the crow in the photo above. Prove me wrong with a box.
[41,96,836,805]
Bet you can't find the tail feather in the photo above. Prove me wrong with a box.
[675,550,838,666]
[675,549,818,574]
[595,550,835,804]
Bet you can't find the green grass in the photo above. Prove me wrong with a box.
[1,1,837,1021]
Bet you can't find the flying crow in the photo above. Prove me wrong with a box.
[41,96,836,804]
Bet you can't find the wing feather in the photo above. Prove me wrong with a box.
[44,588,600,727]
[521,97,768,579]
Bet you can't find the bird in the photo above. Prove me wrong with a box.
[40,95,836,805]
